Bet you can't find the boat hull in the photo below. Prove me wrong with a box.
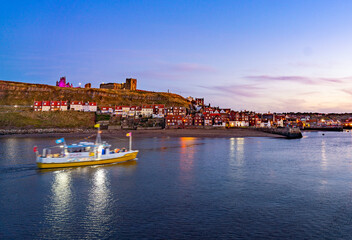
[37,151,138,169]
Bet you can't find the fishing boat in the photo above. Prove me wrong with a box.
[35,124,138,169]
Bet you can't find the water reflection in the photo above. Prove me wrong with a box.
[40,170,73,238]
[5,134,352,239]
[85,168,113,238]
[178,137,196,186]
[229,138,244,168]
[2,138,19,163]
[321,139,327,170]
[52,171,72,217]
[229,138,235,160]
[179,137,195,172]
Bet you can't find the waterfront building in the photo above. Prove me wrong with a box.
[204,113,212,126]
[260,119,271,128]
[153,104,165,116]
[165,115,183,128]
[213,115,223,126]
[275,114,285,127]
[262,113,275,126]
[249,114,261,127]
[220,113,229,125]
[128,106,137,117]
[141,105,153,117]
[183,115,193,126]
[194,115,204,126]
[121,106,130,116]
[115,106,123,116]
[135,106,142,117]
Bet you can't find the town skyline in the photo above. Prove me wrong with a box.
[2,1,352,113]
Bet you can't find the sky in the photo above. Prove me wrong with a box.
[1,0,352,113]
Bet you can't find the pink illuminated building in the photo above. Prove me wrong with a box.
[56,77,73,88]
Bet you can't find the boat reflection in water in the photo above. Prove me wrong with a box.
[38,160,137,239]
[40,170,74,238]
[85,168,113,238]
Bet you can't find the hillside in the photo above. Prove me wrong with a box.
[0,110,95,129]
[0,80,189,107]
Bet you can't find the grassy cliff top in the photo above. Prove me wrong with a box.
[0,110,95,129]
[0,80,189,107]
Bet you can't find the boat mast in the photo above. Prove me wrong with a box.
[129,133,132,151]
[95,126,101,144]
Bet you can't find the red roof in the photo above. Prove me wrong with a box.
[165,115,183,120]
[153,104,165,108]
[142,105,153,109]
[42,101,50,106]
[89,102,97,106]
[71,101,82,105]
[50,101,61,106]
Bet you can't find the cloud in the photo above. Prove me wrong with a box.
[200,84,264,98]
[245,75,348,85]
[319,77,345,83]
[341,89,352,95]
[245,75,316,84]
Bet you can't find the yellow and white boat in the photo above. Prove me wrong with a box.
[35,126,138,169]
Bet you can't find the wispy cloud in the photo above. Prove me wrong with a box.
[245,75,316,84]
[200,84,264,98]
[245,75,348,85]
[341,89,352,95]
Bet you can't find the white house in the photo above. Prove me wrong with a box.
[42,101,51,111]
[141,105,153,117]
[88,102,97,112]
[60,101,68,111]
[70,101,83,111]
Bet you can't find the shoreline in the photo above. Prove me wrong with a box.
[0,128,285,139]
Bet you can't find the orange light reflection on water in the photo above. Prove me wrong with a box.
[179,137,196,173]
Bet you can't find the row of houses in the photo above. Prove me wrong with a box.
[100,105,187,118]
[165,109,288,128]
[33,101,187,119]
[33,101,97,112]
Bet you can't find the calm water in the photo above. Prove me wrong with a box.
[1,132,352,239]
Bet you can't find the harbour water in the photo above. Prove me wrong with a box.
[1,132,352,239]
